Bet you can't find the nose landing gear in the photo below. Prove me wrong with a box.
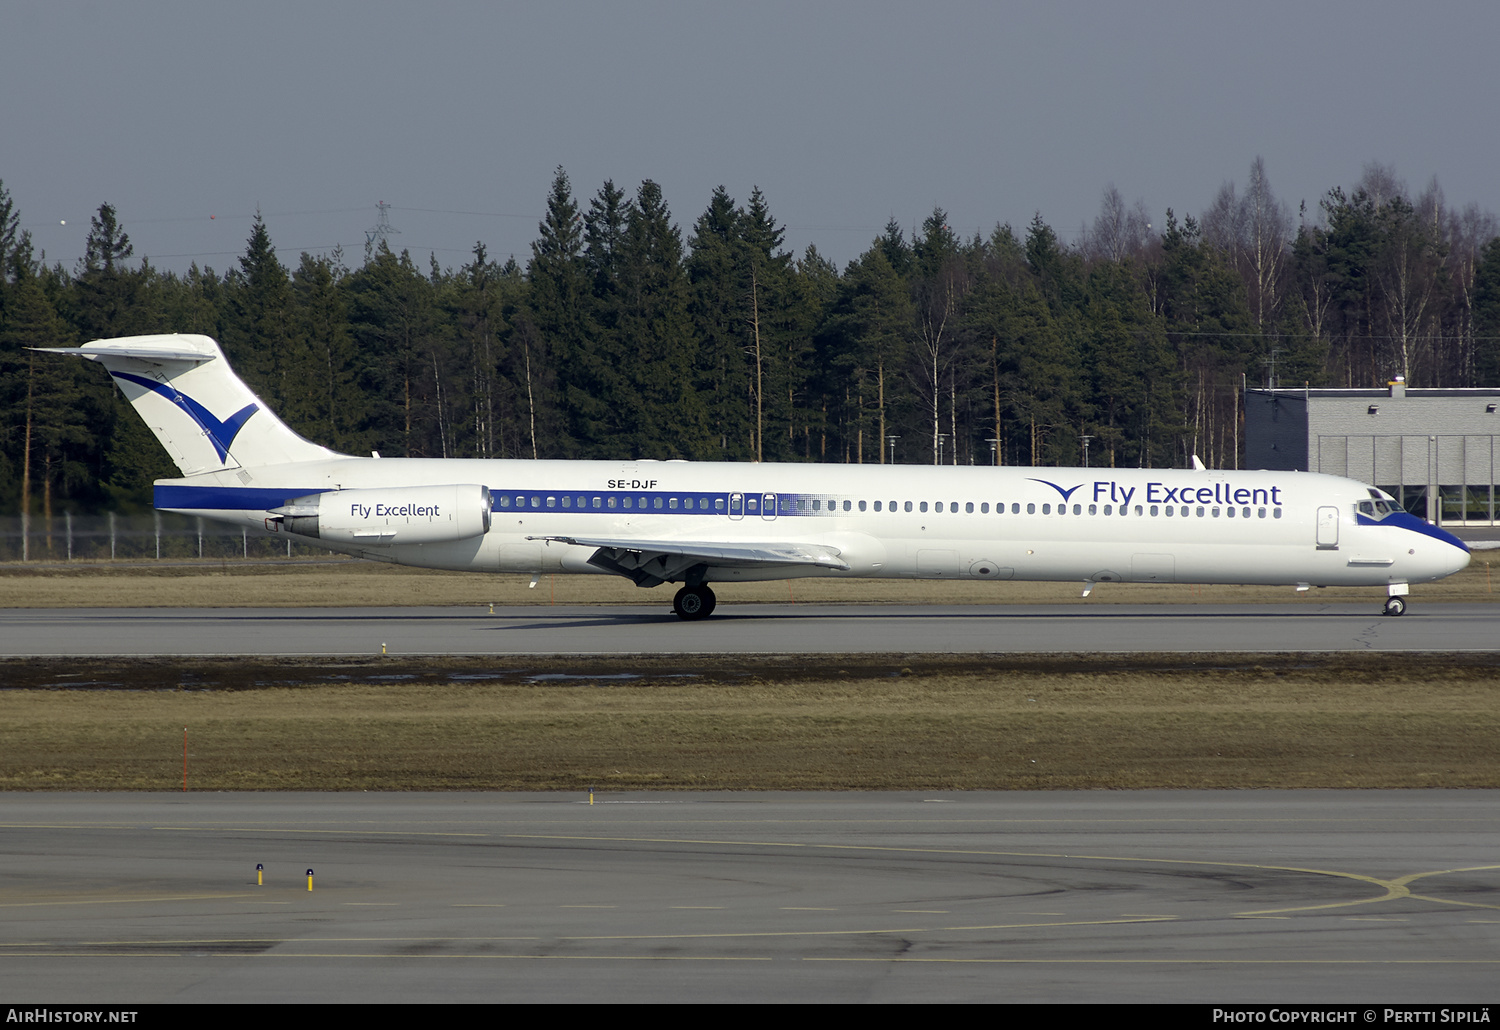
[1382,595,1406,617]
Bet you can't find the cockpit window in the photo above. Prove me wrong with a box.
[1358,500,1395,519]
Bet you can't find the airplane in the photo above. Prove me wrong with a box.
[44,333,1471,619]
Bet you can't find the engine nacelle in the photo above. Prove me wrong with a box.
[270,484,492,545]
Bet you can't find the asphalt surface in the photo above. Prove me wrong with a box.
[2,791,1497,1004]
[3,601,1499,656]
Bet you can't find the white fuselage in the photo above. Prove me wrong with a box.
[156,458,1471,591]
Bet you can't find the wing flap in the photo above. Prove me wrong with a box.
[529,535,848,587]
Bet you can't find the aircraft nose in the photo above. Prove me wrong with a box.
[1441,535,1472,576]
[1422,525,1470,579]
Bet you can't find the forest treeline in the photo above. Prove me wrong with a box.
[2,159,1500,516]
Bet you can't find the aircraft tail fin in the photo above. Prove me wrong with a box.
[40,334,338,474]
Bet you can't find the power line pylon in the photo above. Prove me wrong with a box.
[364,201,401,261]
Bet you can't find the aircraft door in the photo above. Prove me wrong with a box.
[1316,506,1340,550]
[761,493,778,521]
[729,493,744,521]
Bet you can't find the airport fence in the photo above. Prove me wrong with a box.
[0,513,336,563]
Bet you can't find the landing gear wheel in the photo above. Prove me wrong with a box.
[673,585,717,621]
[1383,595,1406,617]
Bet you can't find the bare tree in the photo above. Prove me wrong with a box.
[1375,189,1447,384]
[1200,158,1291,328]
[1200,181,1244,265]
[1082,185,1153,263]
[1242,157,1293,328]
[1446,203,1500,383]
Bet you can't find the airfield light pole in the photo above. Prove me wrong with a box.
[1081,435,1093,468]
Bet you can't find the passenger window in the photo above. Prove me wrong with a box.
[858,500,866,512]
[934,502,942,513]
[1149,505,1158,516]
[1089,504,1097,515]
[1226,507,1235,518]
[623,497,633,509]
[1196,506,1205,517]
[920,502,929,513]
[1042,503,1051,514]
[873,501,881,512]
[500,495,511,508]
[715,498,725,511]
[1258,507,1266,518]
[607,497,617,509]
[592,497,601,508]
[546,496,556,508]
[1212,507,1220,517]
[1011,503,1020,514]
[965,502,974,513]
[1273,509,1282,519]
[904,501,913,513]
[1027,503,1036,514]
[981,503,989,514]
[1073,504,1081,515]
[1135,505,1143,516]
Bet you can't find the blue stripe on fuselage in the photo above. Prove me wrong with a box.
[155,485,328,510]
[1357,511,1469,552]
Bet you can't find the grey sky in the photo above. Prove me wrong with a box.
[4,0,1497,277]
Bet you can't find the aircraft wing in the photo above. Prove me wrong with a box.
[529,535,848,587]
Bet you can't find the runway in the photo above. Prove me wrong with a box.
[3,601,1499,656]
[2,791,1496,1003]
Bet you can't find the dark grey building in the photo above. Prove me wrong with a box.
[1245,381,1500,526]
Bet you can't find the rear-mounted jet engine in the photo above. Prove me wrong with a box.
[269,484,492,544]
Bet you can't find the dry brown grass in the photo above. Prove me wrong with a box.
[3,654,1497,791]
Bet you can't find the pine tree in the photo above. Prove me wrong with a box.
[73,203,154,340]
[618,180,708,458]
[687,186,750,458]
[223,215,305,420]
[522,167,586,457]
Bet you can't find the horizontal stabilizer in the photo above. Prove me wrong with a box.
[40,334,337,474]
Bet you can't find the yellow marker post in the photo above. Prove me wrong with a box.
[256,863,263,887]
[381,642,387,655]
[306,868,314,892]
[489,603,494,614]
[589,787,594,805]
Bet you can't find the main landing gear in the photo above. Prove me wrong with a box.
[673,585,717,621]
[1382,595,1407,617]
